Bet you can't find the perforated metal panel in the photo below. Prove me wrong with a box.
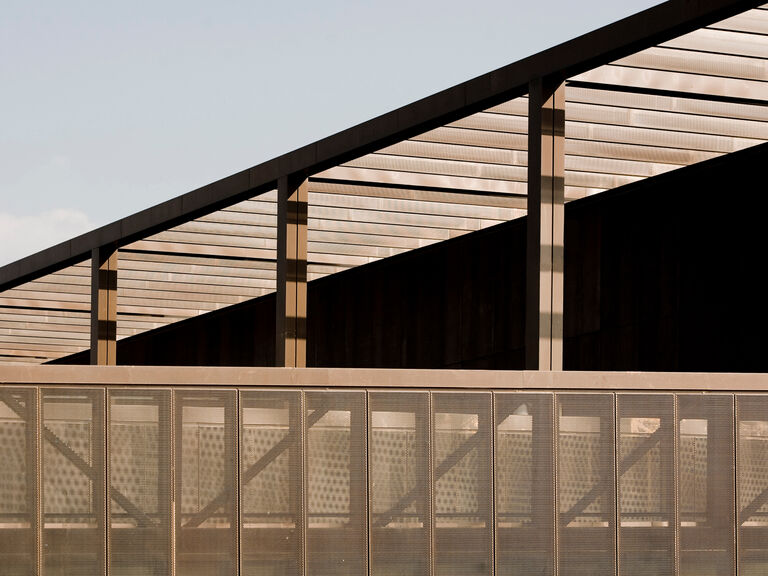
[737,395,768,574]
[42,389,104,575]
[240,390,301,576]
[678,395,734,576]
[109,389,171,576]
[495,393,554,576]
[306,391,366,575]
[0,388,37,576]
[369,391,430,576]
[176,390,237,576]
[557,393,615,576]
[618,394,675,576]
[3,384,768,574]
[433,392,492,576]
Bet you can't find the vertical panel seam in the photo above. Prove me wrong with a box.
[553,393,559,576]
[234,390,241,576]
[428,392,435,576]
[673,394,680,576]
[300,390,307,576]
[613,393,619,576]
[490,392,497,576]
[104,388,110,576]
[170,390,176,576]
[363,391,370,576]
[36,388,43,576]
[733,394,738,576]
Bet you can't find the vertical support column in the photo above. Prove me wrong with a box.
[91,245,118,366]
[276,175,308,367]
[526,78,565,371]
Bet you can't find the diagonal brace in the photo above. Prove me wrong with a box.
[183,404,329,528]
[373,427,484,528]
[740,485,768,525]
[560,425,666,526]
[0,390,154,528]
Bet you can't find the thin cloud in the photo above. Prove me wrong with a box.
[0,209,95,267]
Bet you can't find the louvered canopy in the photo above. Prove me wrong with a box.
[1,1,766,364]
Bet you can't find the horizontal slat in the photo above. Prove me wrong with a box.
[119,250,276,271]
[129,240,276,261]
[309,218,456,242]
[379,139,527,167]
[0,290,88,306]
[119,272,274,291]
[573,64,768,102]
[171,220,277,240]
[115,287,257,306]
[566,85,768,123]
[710,8,768,35]
[307,240,425,259]
[308,229,441,250]
[565,156,681,179]
[0,341,82,357]
[318,166,529,196]
[0,333,88,347]
[567,101,768,139]
[449,112,528,134]
[0,354,51,364]
[0,326,91,342]
[308,182,527,212]
[665,27,768,59]
[345,153,529,183]
[4,282,89,297]
[566,170,642,190]
[485,98,529,116]
[149,230,277,251]
[309,204,500,231]
[566,116,759,153]
[307,251,378,268]
[0,319,90,333]
[617,45,768,81]
[197,210,276,228]
[412,126,528,151]
[0,307,88,321]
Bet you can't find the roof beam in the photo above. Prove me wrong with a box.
[0,0,761,293]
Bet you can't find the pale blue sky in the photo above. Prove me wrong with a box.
[0,0,660,265]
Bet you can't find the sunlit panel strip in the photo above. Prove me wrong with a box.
[0,261,91,364]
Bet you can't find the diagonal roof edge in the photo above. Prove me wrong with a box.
[0,0,761,292]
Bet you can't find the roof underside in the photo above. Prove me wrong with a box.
[1,1,767,364]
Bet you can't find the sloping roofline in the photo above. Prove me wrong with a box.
[0,0,761,291]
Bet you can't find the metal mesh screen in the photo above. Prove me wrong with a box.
[240,390,301,576]
[738,395,768,574]
[618,394,675,576]
[557,393,615,576]
[5,386,768,574]
[306,391,366,575]
[176,390,237,576]
[678,395,734,576]
[0,388,37,576]
[495,393,554,576]
[369,391,430,576]
[109,389,171,575]
[433,392,492,576]
[42,389,104,575]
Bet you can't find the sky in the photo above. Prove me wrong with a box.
[0,0,661,266]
